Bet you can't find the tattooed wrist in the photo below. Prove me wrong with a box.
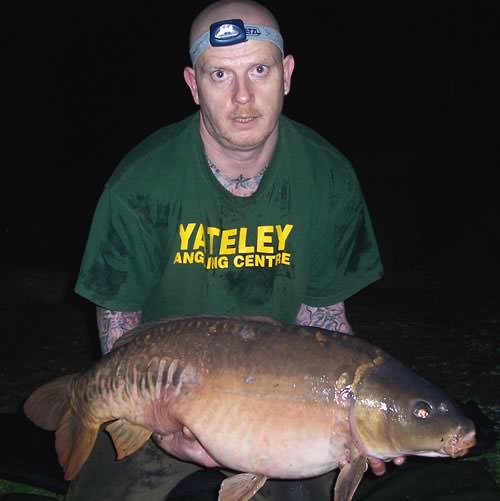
[296,303,353,334]
[96,308,142,354]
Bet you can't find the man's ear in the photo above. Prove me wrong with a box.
[283,54,295,95]
[183,66,199,105]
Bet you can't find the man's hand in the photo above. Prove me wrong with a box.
[368,456,406,476]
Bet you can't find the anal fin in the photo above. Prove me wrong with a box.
[105,418,152,459]
[219,472,267,501]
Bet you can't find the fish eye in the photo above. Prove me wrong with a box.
[413,401,432,419]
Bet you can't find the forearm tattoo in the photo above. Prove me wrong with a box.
[96,307,143,355]
[296,302,353,334]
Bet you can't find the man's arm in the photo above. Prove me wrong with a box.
[96,307,143,355]
[296,302,353,334]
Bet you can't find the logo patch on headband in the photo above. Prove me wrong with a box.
[211,19,247,46]
[190,18,284,65]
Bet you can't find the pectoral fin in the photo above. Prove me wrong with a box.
[334,452,368,501]
[105,419,152,459]
[218,472,267,501]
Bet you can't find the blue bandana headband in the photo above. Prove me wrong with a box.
[189,18,284,65]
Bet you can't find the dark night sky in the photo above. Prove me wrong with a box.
[3,1,499,285]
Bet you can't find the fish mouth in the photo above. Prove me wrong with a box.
[441,429,476,458]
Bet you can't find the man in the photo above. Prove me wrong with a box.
[68,1,403,499]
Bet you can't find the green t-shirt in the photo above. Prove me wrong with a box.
[75,112,383,323]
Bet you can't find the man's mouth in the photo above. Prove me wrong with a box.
[233,116,256,123]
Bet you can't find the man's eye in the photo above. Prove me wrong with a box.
[255,65,268,74]
[212,70,225,80]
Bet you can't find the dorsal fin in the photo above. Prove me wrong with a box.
[239,315,284,326]
[111,314,284,351]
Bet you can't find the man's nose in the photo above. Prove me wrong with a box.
[233,75,253,105]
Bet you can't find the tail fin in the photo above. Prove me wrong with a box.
[56,409,100,480]
[23,373,100,480]
[23,374,77,430]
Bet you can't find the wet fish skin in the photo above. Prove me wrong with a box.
[23,315,476,500]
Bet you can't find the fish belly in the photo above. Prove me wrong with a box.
[174,386,350,478]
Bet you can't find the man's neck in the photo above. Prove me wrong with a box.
[207,157,268,197]
[200,120,278,179]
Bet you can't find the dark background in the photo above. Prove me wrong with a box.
[1,2,500,495]
[2,1,499,286]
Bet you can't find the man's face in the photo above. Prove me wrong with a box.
[184,40,294,152]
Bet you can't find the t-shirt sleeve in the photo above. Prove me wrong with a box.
[74,187,162,311]
[303,164,383,306]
